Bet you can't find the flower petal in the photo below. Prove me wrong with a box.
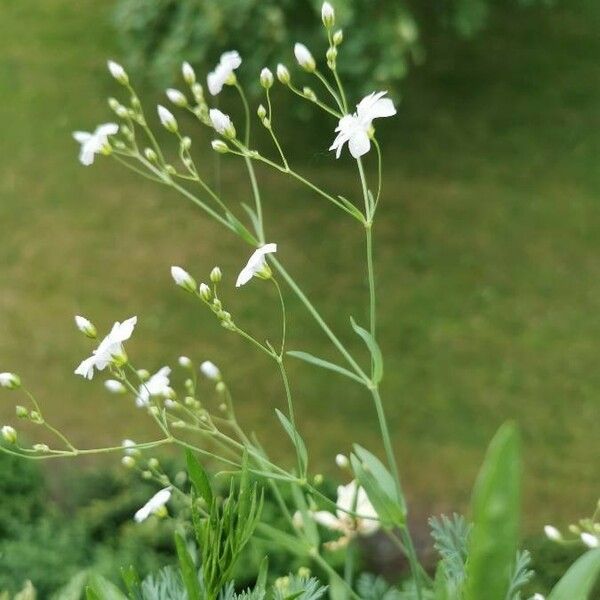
[348,130,371,158]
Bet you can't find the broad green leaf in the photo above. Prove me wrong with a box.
[350,317,383,384]
[350,451,405,529]
[275,409,308,475]
[548,548,600,600]
[86,575,128,600]
[186,448,213,505]
[287,350,365,384]
[464,423,520,600]
[175,532,201,600]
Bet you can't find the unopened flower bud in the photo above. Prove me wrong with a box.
[544,525,562,542]
[260,67,274,89]
[581,533,599,548]
[108,97,120,112]
[148,406,159,417]
[1,425,17,444]
[212,298,222,311]
[211,140,229,154]
[178,356,192,368]
[257,104,267,120]
[321,2,335,28]
[184,379,194,393]
[184,396,195,407]
[209,109,236,139]
[15,406,28,419]
[172,420,186,429]
[141,470,152,479]
[74,315,97,339]
[136,369,149,382]
[166,88,187,107]
[210,266,222,283]
[199,282,212,301]
[216,381,226,394]
[200,361,220,380]
[121,455,136,468]
[29,411,42,424]
[157,105,178,133]
[144,148,158,162]
[333,29,343,45]
[148,457,160,469]
[219,402,227,412]
[105,380,126,394]
[0,372,21,390]
[335,453,349,469]
[181,136,192,151]
[326,47,337,66]
[313,473,324,485]
[182,61,196,85]
[303,87,317,101]
[294,43,316,72]
[33,443,49,453]
[191,82,204,102]
[107,60,129,85]
[277,64,291,85]
[171,266,197,293]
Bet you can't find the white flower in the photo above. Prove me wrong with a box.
[531,595,545,600]
[73,123,118,166]
[171,266,196,292]
[105,379,126,394]
[1,425,17,444]
[321,2,335,27]
[134,487,172,523]
[581,532,599,548]
[0,372,21,390]
[166,88,187,107]
[312,480,379,547]
[74,316,137,380]
[207,50,242,96]
[329,91,396,159]
[182,61,196,85]
[107,60,128,85]
[157,105,178,132]
[122,439,136,455]
[136,366,172,408]
[236,243,277,287]
[74,315,97,338]
[294,43,316,72]
[200,361,220,380]
[178,356,192,368]
[209,109,236,138]
[335,453,349,469]
[544,525,562,541]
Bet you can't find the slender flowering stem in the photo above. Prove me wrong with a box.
[314,69,344,113]
[286,81,342,118]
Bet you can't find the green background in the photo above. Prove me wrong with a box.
[0,0,598,539]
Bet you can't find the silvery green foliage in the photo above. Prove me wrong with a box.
[139,566,186,600]
[428,513,471,586]
[270,574,327,600]
[356,573,402,600]
[506,550,534,600]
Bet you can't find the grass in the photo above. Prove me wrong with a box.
[0,0,598,539]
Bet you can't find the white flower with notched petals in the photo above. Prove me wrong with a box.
[136,366,172,408]
[200,361,220,380]
[74,316,137,380]
[207,50,242,96]
[134,487,172,523]
[236,243,277,287]
[73,123,119,166]
[329,91,396,159]
[581,532,599,548]
[311,480,379,549]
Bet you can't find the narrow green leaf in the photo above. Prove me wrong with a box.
[186,449,213,505]
[350,317,383,384]
[275,409,308,475]
[175,532,201,600]
[256,522,308,556]
[464,423,520,600]
[287,350,365,384]
[85,589,100,600]
[548,548,600,600]
[120,566,142,598]
[86,575,128,600]
[256,556,269,592]
[241,202,261,234]
[337,195,366,221]
[350,452,405,529]
[226,212,258,245]
[291,482,320,547]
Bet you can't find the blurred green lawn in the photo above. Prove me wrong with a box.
[0,0,598,535]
